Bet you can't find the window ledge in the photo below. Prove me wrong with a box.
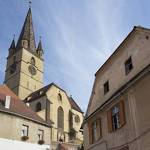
[38,140,45,145]
[21,136,29,141]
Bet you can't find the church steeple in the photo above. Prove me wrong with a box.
[16,7,36,52]
[4,5,44,99]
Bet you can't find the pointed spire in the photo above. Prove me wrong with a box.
[36,37,44,58]
[16,7,36,52]
[9,37,16,50]
[37,37,43,51]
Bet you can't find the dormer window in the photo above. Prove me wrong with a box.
[36,102,42,112]
[125,57,133,75]
[104,81,109,95]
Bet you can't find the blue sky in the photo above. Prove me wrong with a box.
[0,0,150,112]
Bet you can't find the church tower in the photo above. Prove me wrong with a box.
[4,7,44,99]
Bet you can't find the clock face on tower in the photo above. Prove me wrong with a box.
[28,65,37,75]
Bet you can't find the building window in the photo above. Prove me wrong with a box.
[58,93,62,101]
[36,102,42,112]
[75,115,80,123]
[104,81,109,94]
[88,119,102,144]
[38,129,44,141]
[57,106,64,129]
[31,57,35,66]
[21,125,29,136]
[112,105,120,130]
[125,57,133,75]
[107,101,126,132]
[38,129,45,144]
[57,132,65,142]
[21,125,29,141]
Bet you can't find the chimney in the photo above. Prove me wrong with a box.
[5,96,11,109]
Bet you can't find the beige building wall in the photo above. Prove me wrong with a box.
[88,28,150,115]
[84,71,150,150]
[84,27,150,150]
[0,112,50,145]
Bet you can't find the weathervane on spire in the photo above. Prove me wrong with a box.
[28,0,32,8]
[13,34,15,40]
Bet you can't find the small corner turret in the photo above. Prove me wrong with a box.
[8,37,16,57]
[36,37,44,58]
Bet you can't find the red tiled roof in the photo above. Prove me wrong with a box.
[0,85,51,127]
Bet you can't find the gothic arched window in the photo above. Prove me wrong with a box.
[31,57,35,66]
[36,102,42,112]
[57,106,64,129]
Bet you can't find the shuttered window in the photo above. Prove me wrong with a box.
[107,100,126,132]
[88,118,102,144]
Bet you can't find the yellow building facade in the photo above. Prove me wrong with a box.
[25,83,84,148]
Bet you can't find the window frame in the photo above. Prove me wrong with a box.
[125,56,133,75]
[104,81,109,95]
[89,118,102,144]
[38,129,44,141]
[107,100,126,133]
[111,105,121,131]
[36,102,42,112]
[21,124,29,137]
[57,106,64,129]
